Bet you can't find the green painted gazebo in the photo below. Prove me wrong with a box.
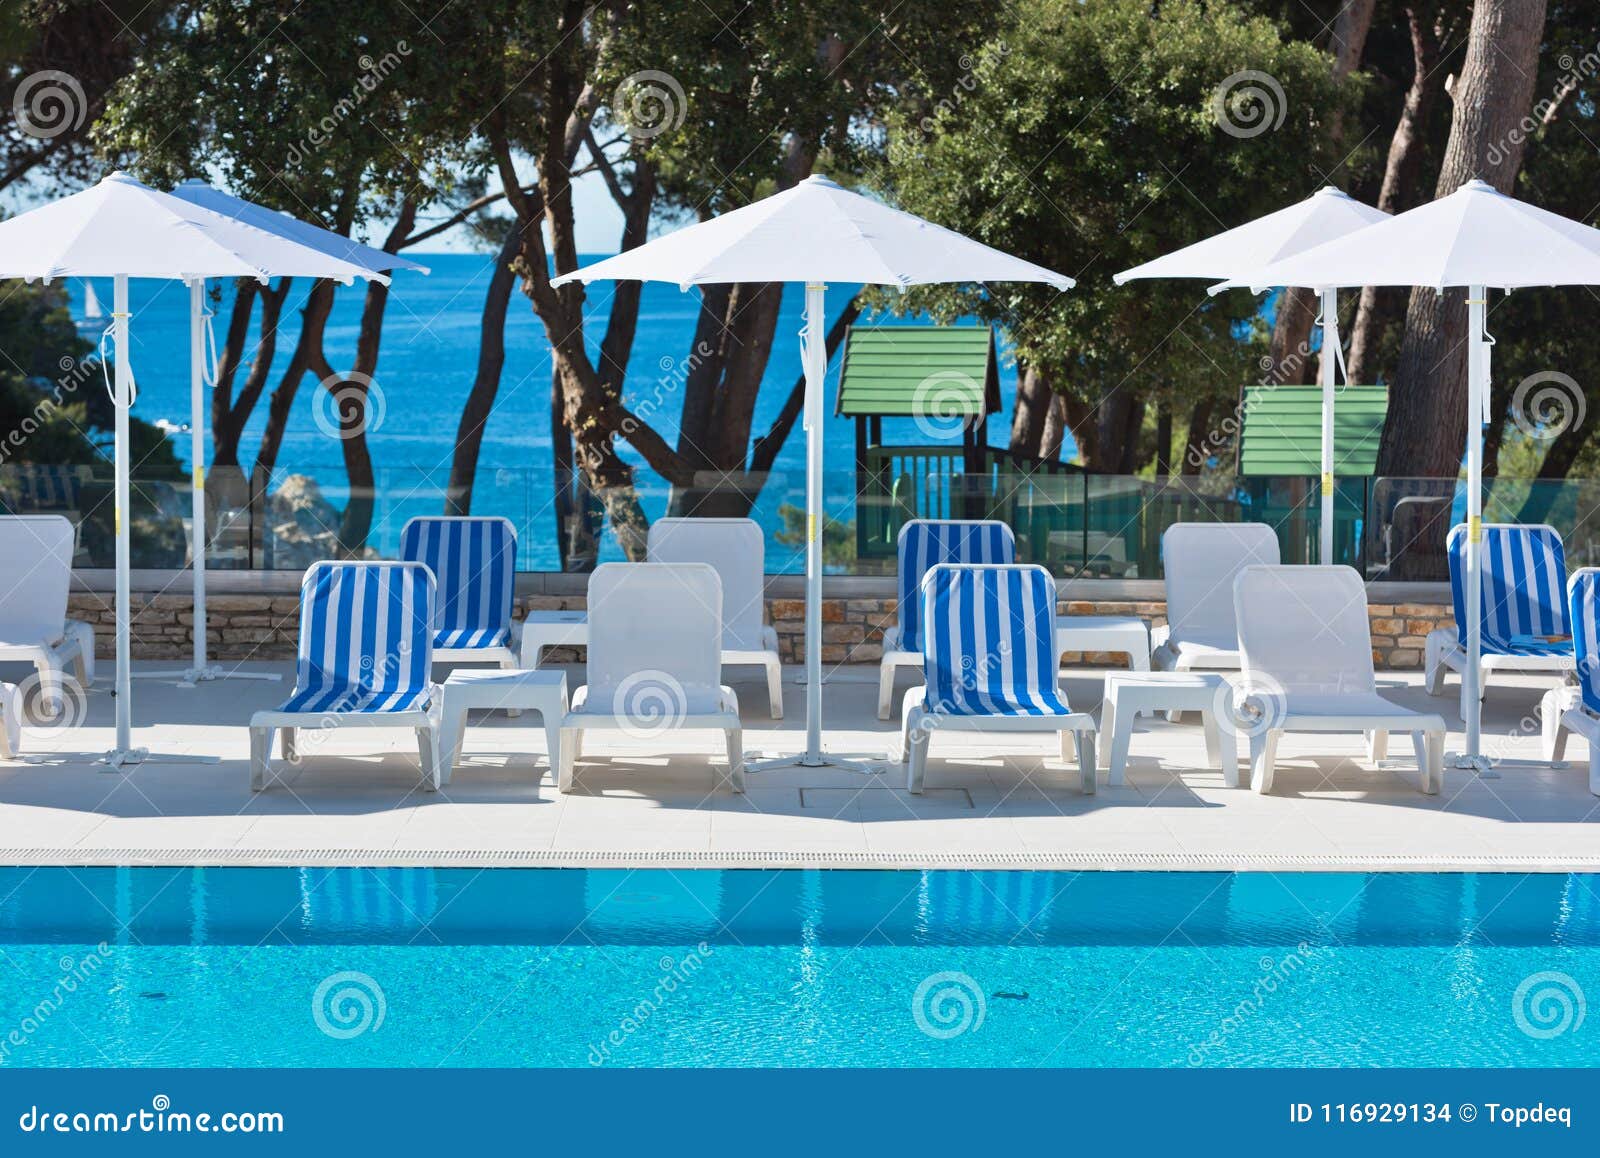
[835,324,1000,475]
[1236,384,1388,476]
[835,325,1001,556]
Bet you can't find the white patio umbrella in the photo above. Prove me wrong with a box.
[0,171,378,765]
[553,174,1073,768]
[152,179,428,687]
[1115,187,1389,562]
[1221,177,1600,766]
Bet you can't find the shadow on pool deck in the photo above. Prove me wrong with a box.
[0,660,1595,868]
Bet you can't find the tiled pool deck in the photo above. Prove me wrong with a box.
[1,663,1596,871]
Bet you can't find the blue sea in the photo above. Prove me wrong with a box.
[66,256,1027,567]
[0,868,1595,1068]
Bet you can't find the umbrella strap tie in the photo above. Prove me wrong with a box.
[1314,301,1349,388]
[98,324,137,406]
[202,303,219,388]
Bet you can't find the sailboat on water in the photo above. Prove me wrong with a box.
[74,279,110,340]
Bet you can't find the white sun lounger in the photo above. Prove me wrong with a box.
[878,519,1015,719]
[1152,522,1279,674]
[0,514,95,715]
[559,562,744,794]
[900,563,1096,795]
[1539,567,1600,796]
[249,561,443,791]
[647,517,782,718]
[1234,564,1444,795]
[1426,523,1575,715]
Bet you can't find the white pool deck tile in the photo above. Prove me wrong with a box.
[0,661,1597,870]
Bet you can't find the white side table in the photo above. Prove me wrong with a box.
[1099,671,1240,787]
[438,669,569,786]
[1057,616,1151,672]
[519,611,589,668]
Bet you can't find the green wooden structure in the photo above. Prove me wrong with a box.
[836,325,1001,557]
[1237,384,1388,476]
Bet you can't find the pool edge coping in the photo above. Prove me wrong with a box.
[3,848,1597,872]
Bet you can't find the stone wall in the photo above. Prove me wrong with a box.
[67,587,1455,670]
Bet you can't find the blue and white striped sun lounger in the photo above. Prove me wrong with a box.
[899,563,1096,795]
[878,519,1015,720]
[248,561,442,791]
[1538,568,1600,796]
[399,516,518,664]
[1426,523,1575,713]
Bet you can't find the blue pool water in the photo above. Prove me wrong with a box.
[0,869,1595,1068]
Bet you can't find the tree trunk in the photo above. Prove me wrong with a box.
[446,228,521,516]
[209,278,257,467]
[1040,393,1070,461]
[1154,402,1172,477]
[213,278,291,468]
[316,199,415,553]
[1268,288,1319,385]
[253,278,336,484]
[1376,0,1549,479]
[1009,361,1052,458]
[1347,5,1445,385]
[1182,398,1216,474]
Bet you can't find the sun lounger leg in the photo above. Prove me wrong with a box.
[1366,730,1388,763]
[1074,731,1096,795]
[34,658,63,718]
[543,718,562,785]
[1216,716,1240,788]
[249,726,271,791]
[763,654,783,719]
[906,716,931,794]
[0,684,19,759]
[558,727,578,793]
[1424,631,1447,695]
[723,728,746,793]
[416,728,441,792]
[280,727,296,763]
[899,711,913,764]
[1250,730,1281,795]
[1423,730,1443,794]
[1540,690,1567,762]
[1202,715,1221,768]
[877,660,895,721]
[1589,744,1600,797]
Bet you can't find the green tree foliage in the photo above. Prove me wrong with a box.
[878,0,1352,470]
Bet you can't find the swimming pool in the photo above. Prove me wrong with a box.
[0,869,1593,1067]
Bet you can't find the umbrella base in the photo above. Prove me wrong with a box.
[745,750,882,774]
[1446,751,1501,778]
[98,747,221,769]
[133,665,283,686]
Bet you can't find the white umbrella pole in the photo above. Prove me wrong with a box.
[190,280,208,678]
[1319,289,1337,564]
[112,273,134,760]
[802,281,826,764]
[1461,284,1486,765]
[747,281,872,773]
[136,282,278,687]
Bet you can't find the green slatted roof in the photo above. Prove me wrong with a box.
[835,325,999,418]
[1238,384,1388,476]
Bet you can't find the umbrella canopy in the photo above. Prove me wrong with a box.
[1114,186,1388,285]
[169,179,430,276]
[0,171,384,765]
[1216,177,1600,772]
[553,173,1072,771]
[0,171,379,284]
[553,175,1073,290]
[1222,179,1600,291]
